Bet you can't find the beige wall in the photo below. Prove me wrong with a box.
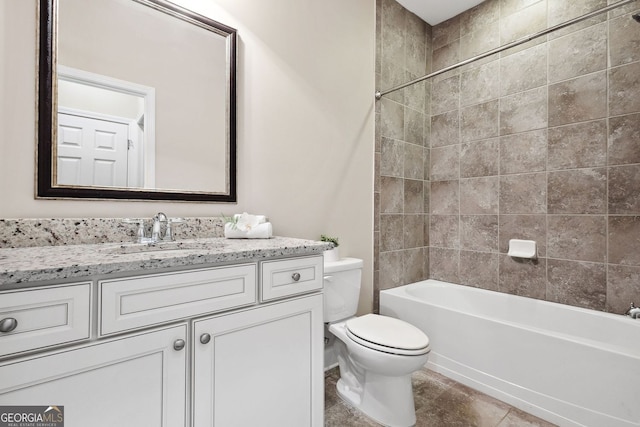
[0,0,376,312]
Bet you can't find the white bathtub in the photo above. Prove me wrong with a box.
[380,280,640,427]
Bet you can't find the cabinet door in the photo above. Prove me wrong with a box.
[193,294,324,427]
[0,324,187,427]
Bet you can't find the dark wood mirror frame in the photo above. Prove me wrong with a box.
[37,0,237,202]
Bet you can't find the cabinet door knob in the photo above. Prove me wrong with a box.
[200,333,211,344]
[292,272,301,281]
[173,339,186,351]
[0,318,18,333]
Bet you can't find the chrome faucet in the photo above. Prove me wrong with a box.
[624,302,640,319]
[152,212,168,242]
[124,213,182,243]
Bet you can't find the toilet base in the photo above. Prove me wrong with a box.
[335,372,417,427]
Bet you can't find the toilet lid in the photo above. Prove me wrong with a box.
[345,314,430,356]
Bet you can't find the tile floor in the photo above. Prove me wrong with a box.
[324,367,557,427]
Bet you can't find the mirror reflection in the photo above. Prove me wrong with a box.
[37,0,237,201]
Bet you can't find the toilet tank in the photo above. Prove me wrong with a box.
[323,258,363,322]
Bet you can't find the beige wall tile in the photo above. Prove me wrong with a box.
[548,71,607,127]
[430,180,460,214]
[379,250,404,290]
[548,23,607,83]
[460,0,500,35]
[380,98,405,139]
[608,216,640,265]
[500,0,544,19]
[607,264,640,313]
[498,255,547,299]
[432,16,460,50]
[430,215,460,248]
[499,43,547,96]
[500,1,547,45]
[404,247,428,283]
[405,179,425,213]
[500,86,548,135]
[460,22,500,61]
[460,176,499,214]
[431,110,460,147]
[405,108,426,147]
[460,60,500,107]
[430,145,460,181]
[460,215,499,251]
[548,215,606,262]
[608,113,640,166]
[499,129,547,174]
[405,142,425,179]
[609,10,640,67]
[460,138,500,178]
[380,137,403,177]
[432,75,460,115]
[499,173,547,214]
[547,259,606,310]
[548,0,607,38]
[548,168,607,214]
[380,214,404,251]
[429,247,460,282]
[548,120,607,170]
[461,100,500,142]
[380,176,404,213]
[404,214,425,249]
[433,41,461,72]
[609,62,640,116]
[459,251,499,290]
[609,164,640,214]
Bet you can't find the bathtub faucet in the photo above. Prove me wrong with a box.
[624,302,640,319]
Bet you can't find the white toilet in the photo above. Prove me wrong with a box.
[324,258,430,427]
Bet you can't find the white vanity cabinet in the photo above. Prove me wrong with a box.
[0,324,188,427]
[192,293,324,427]
[0,254,324,427]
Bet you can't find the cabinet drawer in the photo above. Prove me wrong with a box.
[261,256,323,301]
[100,264,257,335]
[0,283,91,357]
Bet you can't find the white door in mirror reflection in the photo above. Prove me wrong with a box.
[57,112,142,188]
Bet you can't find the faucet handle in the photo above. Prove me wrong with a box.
[164,217,185,241]
[122,218,146,243]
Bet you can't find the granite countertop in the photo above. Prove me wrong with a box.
[0,237,332,286]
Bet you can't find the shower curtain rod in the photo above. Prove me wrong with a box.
[375,0,637,100]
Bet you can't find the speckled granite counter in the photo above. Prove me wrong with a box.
[0,237,332,287]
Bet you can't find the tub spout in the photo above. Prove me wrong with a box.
[623,302,639,318]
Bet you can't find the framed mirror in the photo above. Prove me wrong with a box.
[37,0,237,202]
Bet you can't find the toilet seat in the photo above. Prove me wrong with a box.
[345,314,430,356]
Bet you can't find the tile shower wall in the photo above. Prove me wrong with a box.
[376,0,640,314]
[427,0,640,314]
[375,0,432,311]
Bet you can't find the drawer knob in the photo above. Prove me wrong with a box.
[200,333,211,344]
[173,339,186,351]
[292,272,301,281]
[0,318,18,333]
